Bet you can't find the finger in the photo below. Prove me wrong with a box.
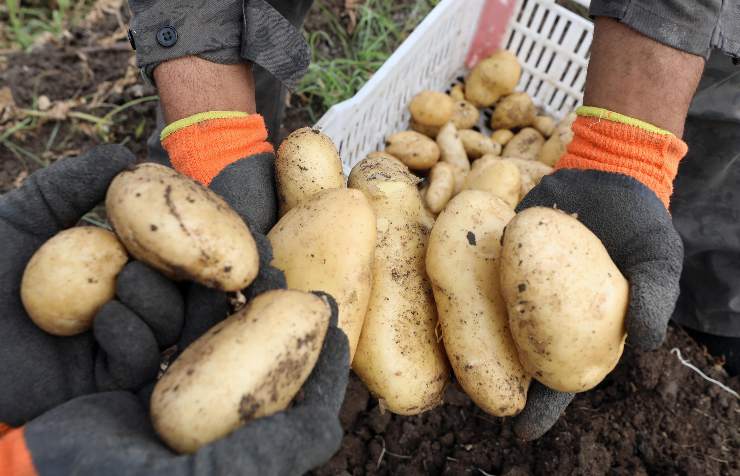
[0,145,135,238]
[116,261,185,348]
[512,381,575,441]
[93,301,160,391]
[178,283,229,350]
[243,232,287,300]
[626,261,682,351]
[298,326,350,414]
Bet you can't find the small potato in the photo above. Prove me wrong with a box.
[491,129,514,146]
[409,119,440,138]
[539,115,575,166]
[410,91,455,128]
[21,227,128,336]
[501,157,553,197]
[502,127,545,161]
[462,159,521,208]
[450,100,480,130]
[490,92,536,130]
[386,131,440,170]
[276,128,345,216]
[449,83,465,101]
[106,163,259,291]
[465,50,521,107]
[437,122,470,193]
[425,162,456,214]
[268,188,376,362]
[151,290,331,453]
[533,115,556,137]
[500,207,628,393]
[427,191,530,416]
[459,129,501,159]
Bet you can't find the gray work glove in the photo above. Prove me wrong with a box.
[512,169,684,440]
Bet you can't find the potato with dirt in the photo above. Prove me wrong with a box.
[502,127,545,161]
[349,155,448,415]
[437,122,470,192]
[275,128,345,216]
[490,92,536,130]
[459,129,501,159]
[20,227,128,336]
[450,100,480,130]
[106,163,259,291]
[150,289,332,453]
[268,187,376,362]
[462,158,521,208]
[410,91,455,129]
[424,161,456,214]
[465,50,521,107]
[500,207,628,393]
[427,191,530,416]
[386,131,440,170]
[491,129,514,146]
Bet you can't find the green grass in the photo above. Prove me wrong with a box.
[1,0,94,50]
[297,0,440,121]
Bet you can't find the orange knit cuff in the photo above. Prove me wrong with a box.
[555,116,688,208]
[0,426,36,476]
[162,114,274,186]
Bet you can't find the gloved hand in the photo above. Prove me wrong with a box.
[0,296,350,476]
[512,107,686,440]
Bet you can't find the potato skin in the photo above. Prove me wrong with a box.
[425,162,456,214]
[491,129,514,146]
[462,159,521,208]
[502,127,545,161]
[449,84,465,101]
[386,131,440,170]
[427,191,530,416]
[150,289,330,453]
[436,122,470,193]
[465,50,521,107]
[409,91,455,127]
[21,227,127,336]
[490,92,536,130]
[350,156,448,415]
[450,100,480,130]
[533,115,556,137]
[268,188,376,362]
[500,207,628,393]
[106,163,259,291]
[276,127,345,216]
[500,157,553,198]
[459,129,500,159]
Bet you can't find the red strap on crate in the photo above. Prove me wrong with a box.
[466,0,518,68]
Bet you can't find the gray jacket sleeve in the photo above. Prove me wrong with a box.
[589,0,740,60]
[127,0,310,89]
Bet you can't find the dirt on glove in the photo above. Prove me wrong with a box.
[316,325,739,476]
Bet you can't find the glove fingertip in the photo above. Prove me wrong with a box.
[310,291,340,328]
[512,382,574,441]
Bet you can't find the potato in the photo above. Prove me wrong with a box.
[459,129,501,159]
[500,207,628,393]
[539,118,575,166]
[276,127,345,216]
[450,100,480,130]
[490,92,536,130]
[151,289,331,453]
[465,50,521,107]
[449,83,465,101]
[462,159,521,208]
[436,122,470,193]
[409,119,440,138]
[501,157,553,197]
[106,163,258,291]
[410,91,455,128]
[386,131,440,170]
[349,155,448,415]
[491,129,514,146]
[427,191,530,416]
[425,161,456,214]
[21,227,128,336]
[268,188,376,362]
[533,115,556,137]
[502,127,545,161]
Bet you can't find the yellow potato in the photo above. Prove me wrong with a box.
[276,128,345,216]
[386,131,440,170]
[450,100,480,130]
[409,91,455,128]
[21,227,128,336]
[501,157,553,198]
[436,122,470,193]
[427,191,530,416]
[268,188,376,362]
[151,289,331,453]
[449,83,465,101]
[533,115,556,137]
[409,119,441,138]
[539,118,575,166]
[491,129,514,146]
[106,163,258,291]
[425,161,456,214]
[500,207,628,393]
[465,50,521,107]
[462,159,521,208]
[459,129,501,159]
[490,92,536,130]
[502,127,545,161]
[349,155,448,415]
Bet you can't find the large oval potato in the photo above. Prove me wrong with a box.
[465,50,521,107]
[500,207,628,393]
[409,91,455,128]
[268,188,376,362]
[349,156,448,415]
[427,191,530,416]
[386,131,440,170]
[151,289,331,453]
[106,163,259,291]
[490,92,536,130]
[276,128,345,216]
[21,227,128,336]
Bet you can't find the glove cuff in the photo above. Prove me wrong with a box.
[555,107,688,208]
[0,425,34,476]
[161,112,274,186]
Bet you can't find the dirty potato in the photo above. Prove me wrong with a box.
[459,129,501,159]
[502,127,545,161]
[386,131,440,170]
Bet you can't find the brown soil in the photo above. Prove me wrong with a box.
[317,325,739,476]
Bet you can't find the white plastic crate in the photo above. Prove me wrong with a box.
[315,0,593,174]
